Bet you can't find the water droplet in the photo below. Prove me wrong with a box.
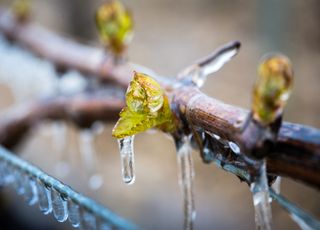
[250,160,272,230]
[117,136,135,184]
[51,188,68,222]
[68,199,81,228]
[175,135,196,230]
[228,141,240,155]
[81,208,97,230]
[36,179,52,215]
[23,176,38,205]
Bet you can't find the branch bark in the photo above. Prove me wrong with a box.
[0,94,124,149]
[0,8,319,188]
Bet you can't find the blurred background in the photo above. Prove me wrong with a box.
[0,0,319,229]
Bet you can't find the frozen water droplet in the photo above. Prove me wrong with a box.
[81,209,97,230]
[228,141,240,155]
[36,179,52,215]
[271,176,281,195]
[250,160,272,230]
[117,136,135,185]
[88,174,104,190]
[51,188,68,222]
[175,135,196,230]
[68,199,81,228]
[23,176,38,206]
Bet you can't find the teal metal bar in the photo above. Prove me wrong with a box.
[0,146,140,230]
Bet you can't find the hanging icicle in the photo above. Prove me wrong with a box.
[0,147,139,229]
[175,135,196,230]
[117,136,135,185]
[250,160,272,230]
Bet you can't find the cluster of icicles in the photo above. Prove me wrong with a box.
[114,42,299,230]
[0,155,118,230]
[0,34,315,230]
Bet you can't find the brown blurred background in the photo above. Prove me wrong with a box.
[0,0,319,229]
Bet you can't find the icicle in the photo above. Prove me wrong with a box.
[79,129,104,190]
[81,208,97,230]
[271,176,281,195]
[175,135,196,230]
[68,199,81,228]
[250,160,272,230]
[23,176,38,205]
[51,188,68,222]
[178,41,240,88]
[36,179,52,214]
[117,136,135,185]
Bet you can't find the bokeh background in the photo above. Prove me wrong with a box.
[0,0,319,229]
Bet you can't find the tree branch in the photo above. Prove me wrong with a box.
[0,8,319,189]
[0,94,124,149]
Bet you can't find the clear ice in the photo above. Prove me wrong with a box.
[68,199,81,228]
[36,179,52,215]
[23,176,38,205]
[178,41,240,88]
[117,136,135,185]
[51,188,68,222]
[175,135,196,230]
[250,160,272,230]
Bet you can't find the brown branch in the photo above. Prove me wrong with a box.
[172,87,320,188]
[0,8,131,88]
[0,8,320,189]
[0,94,124,149]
